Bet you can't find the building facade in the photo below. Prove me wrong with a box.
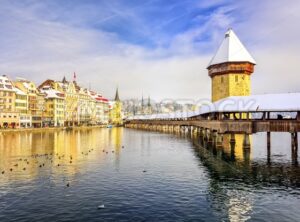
[110,88,123,126]
[40,86,65,127]
[0,75,18,128]
[0,74,110,128]
[14,79,44,127]
[14,87,31,127]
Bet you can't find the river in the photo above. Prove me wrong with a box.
[0,128,299,221]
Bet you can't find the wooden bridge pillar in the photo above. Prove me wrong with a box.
[230,133,236,144]
[267,132,271,164]
[291,132,298,165]
[207,130,213,144]
[187,126,191,135]
[212,131,222,147]
[230,140,235,161]
[216,133,223,148]
[204,129,208,142]
[243,133,251,149]
[199,128,204,138]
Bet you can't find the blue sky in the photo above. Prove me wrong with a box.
[0,0,300,100]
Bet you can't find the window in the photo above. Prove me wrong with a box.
[221,76,224,83]
[235,75,238,82]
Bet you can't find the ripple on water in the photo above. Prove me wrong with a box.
[0,128,299,221]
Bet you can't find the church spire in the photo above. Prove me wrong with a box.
[114,87,120,101]
[147,96,151,107]
[141,94,144,111]
[62,76,67,83]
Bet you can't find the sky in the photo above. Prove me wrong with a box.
[0,0,299,101]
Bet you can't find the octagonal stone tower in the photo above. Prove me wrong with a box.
[207,28,256,102]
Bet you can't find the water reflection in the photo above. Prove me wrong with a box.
[192,133,300,221]
[0,128,123,184]
[193,133,300,187]
[0,129,299,221]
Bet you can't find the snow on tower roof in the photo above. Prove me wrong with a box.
[208,28,256,67]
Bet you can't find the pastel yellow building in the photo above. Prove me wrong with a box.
[0,75,18,128]
[39,86,65,127]
[14,87,31,127]
[0,75,16,112]
[110,88,123,126]
[14,78,44,127]
[77,87,92,125]
[207,29,256,102]
[59,78,79,126]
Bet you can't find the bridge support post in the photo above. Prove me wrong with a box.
[291,132,298,165]
[199,128,204,138]
[230,133,236,144]
[204,129,208,142]
[207,130,213,145]
[216,133,223,148]
[230,140,235,161]
[212,131,216,146]
[243,133,251,149]
[267,132,271,164]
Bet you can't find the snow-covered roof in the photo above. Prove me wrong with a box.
[208,29,256,67]
[126,111,198,121]
[14,87,26,95]
[127,93,300,121]
[40,89,65,99]
[0,75,14,91]
[200,93,300,114]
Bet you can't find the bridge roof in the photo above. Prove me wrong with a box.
[127,93,300,120]
[207,28,256,67]
[200,93,300,114]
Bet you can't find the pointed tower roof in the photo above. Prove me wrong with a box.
[114,87,120,101]
[208,29,256,68]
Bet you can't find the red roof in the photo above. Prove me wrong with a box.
[96,97,109,103]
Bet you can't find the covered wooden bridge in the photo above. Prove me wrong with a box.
[125,93,300,153]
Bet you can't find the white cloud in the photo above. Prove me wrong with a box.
[0,0,299,102]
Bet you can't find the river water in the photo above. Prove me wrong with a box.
[0,128,299,221]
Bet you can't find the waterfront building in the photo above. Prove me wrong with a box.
[14,87,31,127]
[102,97,110,124]
[0,75,18,128]
[87,90,97,125]
[92,93,110,124]
[39,78,79,126]
[60,78,79,126]
[14,79,44,127]
[0,74,110,128]
[36,91,46,126]
[207,28,256,102]
[39,86,65,127]
[110,88,123,126]
[77,87,92,125]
